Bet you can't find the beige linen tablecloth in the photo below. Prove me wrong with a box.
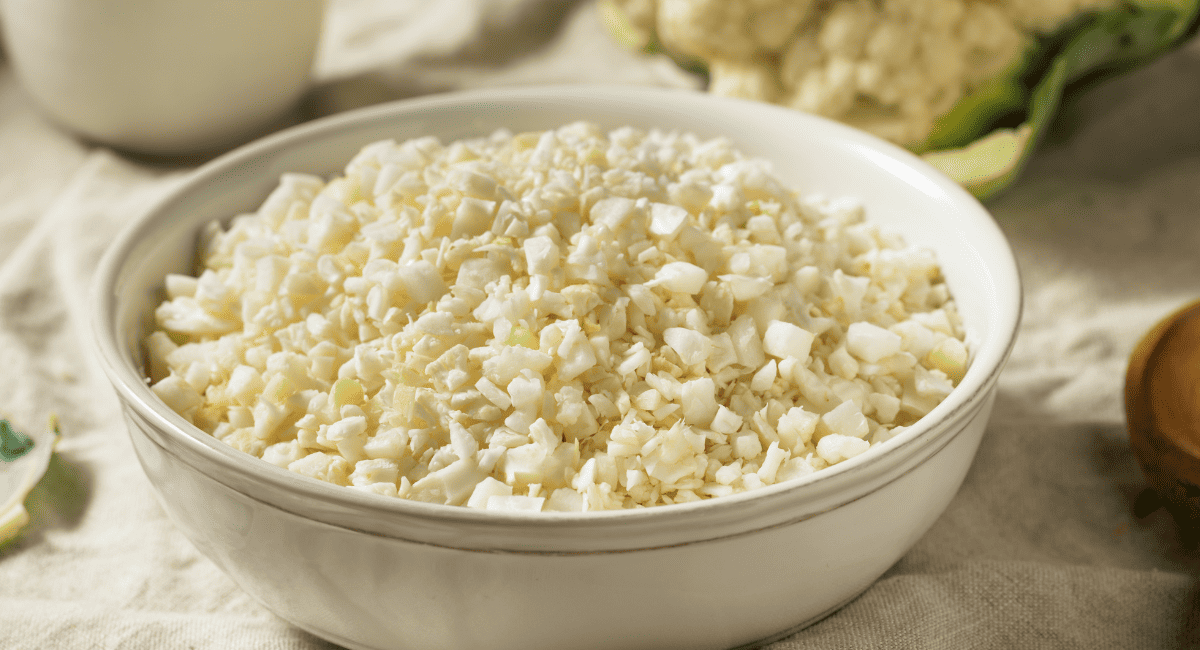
[2,1,1200,648]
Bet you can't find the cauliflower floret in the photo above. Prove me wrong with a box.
[709,58,783,103]
[656,0,815,61]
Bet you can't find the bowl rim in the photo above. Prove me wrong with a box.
[91,83,1022,535]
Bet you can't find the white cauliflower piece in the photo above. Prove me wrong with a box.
[262,441,306,468]
[776,406,818,449]
[816,434,871,465]
[649,202,690,238]
[821,400,870,439]
[647,261,708,294]
[288,452,353,485]
[846,321,903,363]
[350,458,401,487]
[664,327,712,367]
[523,235,560,275]
[487,495,547,512]
[762,320,814,362]
[681,377,719,428]
[151,376,204,421]
[467,476,513,509]
[410,458,487,506]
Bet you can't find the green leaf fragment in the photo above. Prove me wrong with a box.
[332,377,365,409]
[924,1,1200,200]
[506,326,538,349]
[923,125,1034,200]
[0,420,34,462]
[922,49,1034,152]
[923,78,1028,154]
[0,415,62,547]
[598,0,652,53]
[1054,5,1197,79]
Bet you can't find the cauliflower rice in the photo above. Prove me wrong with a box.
[145,121,969,512]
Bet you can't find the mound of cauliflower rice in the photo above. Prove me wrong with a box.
[145,121,969,512]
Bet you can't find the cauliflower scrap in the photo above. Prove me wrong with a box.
[146,122,969,512]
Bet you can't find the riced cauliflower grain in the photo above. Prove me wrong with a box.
[146,122,969,511]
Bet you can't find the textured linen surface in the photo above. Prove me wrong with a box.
[2,2,1200,648]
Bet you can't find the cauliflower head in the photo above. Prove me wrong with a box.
[604,0,1200,198]
[620,0,1110,148]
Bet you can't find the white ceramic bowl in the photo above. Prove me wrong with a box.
[92,86,1021,650]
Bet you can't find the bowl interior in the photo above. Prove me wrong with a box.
[95,85,1021,540]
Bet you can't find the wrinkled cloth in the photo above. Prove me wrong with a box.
[2,1,1200,648]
